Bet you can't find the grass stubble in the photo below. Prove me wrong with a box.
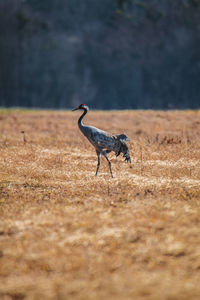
[0,110,200,300]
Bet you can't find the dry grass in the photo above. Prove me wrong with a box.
[0,109,200,300]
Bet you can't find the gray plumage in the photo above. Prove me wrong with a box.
[72,104,131,177]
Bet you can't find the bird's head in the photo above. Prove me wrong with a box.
[72,104,89,111]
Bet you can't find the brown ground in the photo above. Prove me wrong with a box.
[0,109,200,300]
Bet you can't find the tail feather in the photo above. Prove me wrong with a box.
[116,134,130,142]
[115,140,131,163]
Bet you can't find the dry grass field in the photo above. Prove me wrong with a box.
[0,109,200,300]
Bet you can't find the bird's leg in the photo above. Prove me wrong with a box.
[95,151,101,176]
[102,151,113,178]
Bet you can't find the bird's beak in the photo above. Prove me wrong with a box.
[72,107,78,111]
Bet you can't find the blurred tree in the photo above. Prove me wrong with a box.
[0,0,199,109]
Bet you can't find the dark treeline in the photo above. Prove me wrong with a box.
[0,0,200,109]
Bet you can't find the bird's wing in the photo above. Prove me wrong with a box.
[90,130,115,149]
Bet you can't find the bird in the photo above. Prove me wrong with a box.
[72,104,131,177]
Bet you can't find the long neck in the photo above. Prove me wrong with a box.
[78,108,88,130]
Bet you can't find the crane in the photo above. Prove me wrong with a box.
[72,104,131,177]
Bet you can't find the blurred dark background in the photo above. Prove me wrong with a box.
[0,0,200,109]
